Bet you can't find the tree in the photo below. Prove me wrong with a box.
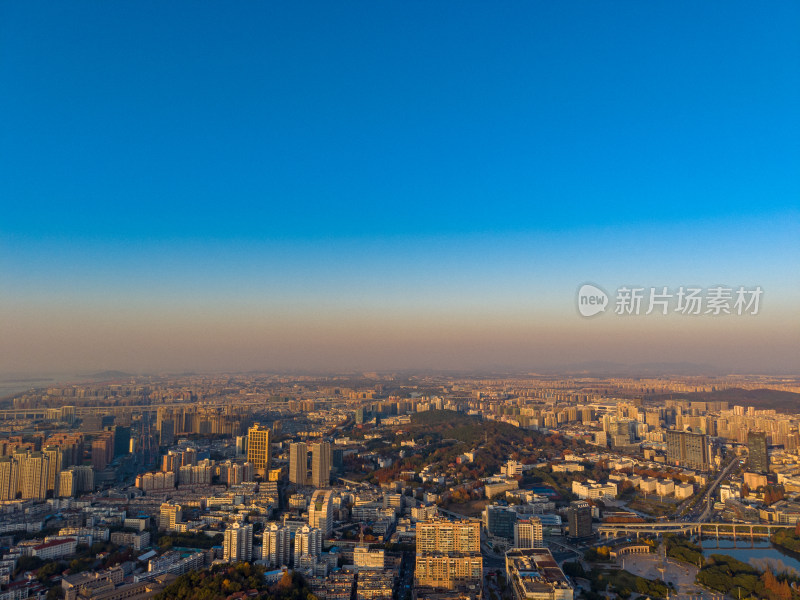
[46,587,63,600]
[36,561,62,582]
[277,570,293,591]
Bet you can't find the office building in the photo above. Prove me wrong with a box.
[567,501,592,540]
[484,504,517,540]
[747,431,769,474]
[247,423,271,477]
[332,448,344,473]
[289,442,308,486]
[112,426,131,457]
[311,442,331,488]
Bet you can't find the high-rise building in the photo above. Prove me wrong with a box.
[158,503,183,531]
[294,524,322,566]
[159,420,175,447]
[567,501,593,540]
[309,489,334,536]
[181,447,198,466]
[162,452,180,473]
[72,465,95,493]
[227,463,244,486]
[666,429,710,471]
[611,419,634,447]
[235,436,248,457]
[263,522,291,567]
[42,446,62,495]
[332,448,344,473]
[311,442,331,488]
[45,433,83,469]
[58,469,76,498]
[91,436,112,471]
[415,519,482,590]
[247,424,271,477]
[514,518,544,549]
[18,451,49,500]
[416,519,481,555]
[224,522,254,563]
[747,431,769,474]
[484,505,517,541]
[415,555,484,590]
[111,426,131,457]
[289,443,308,486]
[0,457,18,500]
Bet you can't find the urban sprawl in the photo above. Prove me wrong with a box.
[1,372,799,600]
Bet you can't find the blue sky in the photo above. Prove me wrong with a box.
[1,1,798,374]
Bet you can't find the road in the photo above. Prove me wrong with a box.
[694,459,740,522]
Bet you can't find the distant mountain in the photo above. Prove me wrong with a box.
[550,361,723,377]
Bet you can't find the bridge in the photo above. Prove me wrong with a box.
[598,521,793,539]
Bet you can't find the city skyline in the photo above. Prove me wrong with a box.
[2,2,798,376]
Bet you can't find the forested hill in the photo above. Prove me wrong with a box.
[408,409,531,445]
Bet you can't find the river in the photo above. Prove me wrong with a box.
[701,539,800,576]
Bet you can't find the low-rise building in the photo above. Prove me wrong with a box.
[32,538,77,560]
[571,480,617,500]
[506,548,574,600]
[353,546,385,570]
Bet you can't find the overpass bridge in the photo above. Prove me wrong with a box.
[598,521,793,540]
